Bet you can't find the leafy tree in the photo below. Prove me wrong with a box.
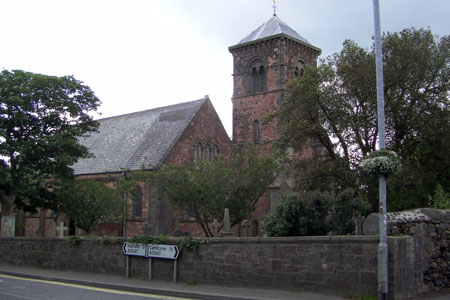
[55,179,123,234]
[275,28,449,211]
[263,189,368,237]
[137,144,279,237]
[0,70,100,216]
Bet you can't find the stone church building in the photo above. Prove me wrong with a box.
[21,13,321,238]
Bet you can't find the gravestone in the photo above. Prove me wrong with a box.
[171,213,186,236]
[210,219,221,237]
[241,220,250,237]
[355,217,365,235]
[221,208,232,237]
[56,222,68,238]
[1,216,15,237]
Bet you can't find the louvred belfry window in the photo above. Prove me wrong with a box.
[248,59,267,94]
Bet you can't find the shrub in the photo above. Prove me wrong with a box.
[428,185,450,210]
[264,189,369,236]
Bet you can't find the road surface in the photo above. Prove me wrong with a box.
[0,274,194,300]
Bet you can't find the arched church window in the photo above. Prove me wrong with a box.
[213,144,219,159]
[194,142,203,163]
[253,119,260,143]
[194,142,219,163]
[248,58,267,94]
[132,185,143,218]
[205,143,211,161]
[294,58,306,78]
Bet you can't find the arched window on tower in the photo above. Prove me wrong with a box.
[259,65,267,91]
[248,59,267,94]
[253,120,260,143]
[294,58,306,78]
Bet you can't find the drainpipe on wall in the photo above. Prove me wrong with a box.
[122,171,127,238]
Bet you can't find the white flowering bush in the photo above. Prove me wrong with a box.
[362,150,401,177]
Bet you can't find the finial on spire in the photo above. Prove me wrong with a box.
[273,0,278,16]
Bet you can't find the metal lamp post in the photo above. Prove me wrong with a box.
[373,0,388,299]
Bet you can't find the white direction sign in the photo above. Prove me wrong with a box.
[147,244,179,260]
[122,242,146,257]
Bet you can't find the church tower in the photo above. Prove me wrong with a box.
[229,13,321,233]
[229,14,321,149]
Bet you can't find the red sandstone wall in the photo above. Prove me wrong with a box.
[45,217,57,238]
[230,37,318,146]
[24,217,39,237]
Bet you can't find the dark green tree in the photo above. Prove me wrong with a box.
[276,28,449,211]
[55,179,123,234]
[0,70,100,216]
[137,144,279,237]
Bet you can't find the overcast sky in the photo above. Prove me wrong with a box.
[1,0,448,136]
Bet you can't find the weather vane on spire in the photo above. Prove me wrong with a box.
[273,0,279,16]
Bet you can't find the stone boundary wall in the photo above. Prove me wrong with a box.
[363,208,450,291]
[0,236,420,299]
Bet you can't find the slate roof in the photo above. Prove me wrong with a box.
[72,98,207,175]
[230,15,320,53]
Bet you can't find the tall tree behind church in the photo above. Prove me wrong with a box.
[275,28,450,211]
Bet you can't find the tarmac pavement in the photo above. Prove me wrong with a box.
[411,288,450,300]
[2,264,450,300]
[0,264,343,300]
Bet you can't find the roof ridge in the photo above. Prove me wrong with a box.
[95,98,207,122]
[273,15,283,35]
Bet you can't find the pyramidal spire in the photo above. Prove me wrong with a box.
[229,2,321,54]
[232,15,310,46]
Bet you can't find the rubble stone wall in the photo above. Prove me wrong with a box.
[363,208,450,291]
[0,235,419,300]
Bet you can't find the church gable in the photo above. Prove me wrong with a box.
[72,98,208,175]
[163,97,231,166]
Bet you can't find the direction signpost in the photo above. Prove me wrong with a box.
[122,242,146,257]
[122,242,180,282]
[147,244,179,260]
